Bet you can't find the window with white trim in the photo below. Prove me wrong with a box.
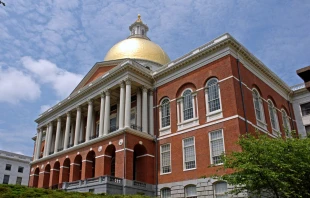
[209,130,225,165]
[161,98,170,128]
[183,137,196,170]
[305,125,310,137]
[205,78,223,121]
[301,102,310,116]
[177,88,198,130]
[183,90,194,120]
[214,182,228,198]
[268,100,280,135]
[281,109,291,136]
[161,188,171,198]
[16,177,22,185]
[252,89,266,129]
[160,144,171,174]
[185,185,197,198]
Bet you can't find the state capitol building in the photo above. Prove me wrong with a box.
[29,15,299,197]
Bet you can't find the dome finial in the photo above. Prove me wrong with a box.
[136,14,142,22]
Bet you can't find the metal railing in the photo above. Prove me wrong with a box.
[49,151,54,155]
[67,143,74,148]
[78,140,85,144]
[109,126,119,133]
[130,124,142,132]
[57,147,63,152]
[90,134,99,140]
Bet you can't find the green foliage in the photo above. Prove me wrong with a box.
[217,131,310,198]
[0,184,151,198]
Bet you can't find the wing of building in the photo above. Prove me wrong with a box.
[29,15,300,197]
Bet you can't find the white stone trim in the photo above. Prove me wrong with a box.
[60,166,70,169]
[70,163,80,166]
[82,160,93,163]
[95,154,112,159]
[136,154,155,158]
[115,148,134,153]
[51,168,60,171]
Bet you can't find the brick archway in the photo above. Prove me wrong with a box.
[33,168,40,187]
[133,144,147,182]
[50,161,60,189]
[71,155,82,181]
[84,150,96,179]
[61,158,70,183]
[42,164,51,188]
[104,144,116,176]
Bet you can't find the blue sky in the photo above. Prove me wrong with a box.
[0,0,309,156]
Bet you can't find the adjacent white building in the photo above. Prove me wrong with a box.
[0,150,32,185]
[291,83,310,138]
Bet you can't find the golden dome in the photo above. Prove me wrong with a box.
[104,14,170,65]
[104,37,170,65]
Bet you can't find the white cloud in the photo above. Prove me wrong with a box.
[21,56,83,98]
[0,66,41,104]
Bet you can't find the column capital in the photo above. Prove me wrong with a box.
[76,106,81,111]
[148,89,153,94]
[100,92,105,98]
[87,99,93,105]
[120,81,125,88]
[104,89,110,96]
[125,78,131,85]
[142,86,148,92]
[66,112,71,117]
[57,117,61,122]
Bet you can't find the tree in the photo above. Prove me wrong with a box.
[217,132,310,198]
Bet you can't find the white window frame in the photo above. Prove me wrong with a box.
[300,102,310,117]
[213,181,228,198]
[205,78,223,122]
[177,89,199,131]
[161,187,171,198]
[281,109,291,137]
[182,137,196,171]
[130,107,136,125]
[184,185,197,198]
[159,98,171,135]
[252,88,267,130]
[267,100,280,135]
[160,143,171,175]
[209,129,225,165]
[109,113,118,132]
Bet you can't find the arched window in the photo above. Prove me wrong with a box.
[268,100,279,135]
[252,89,266,129]
[205,78,223,121]
[161,98,170,128]
[207,78,221,112]
[185,185,197,198]
[142,29,145,35]
[214,182,228,198]
[161,188,171,198]
[183,90,194,121]
[281,109,291,136]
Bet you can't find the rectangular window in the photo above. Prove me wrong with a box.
[183,137,196,170]
[214,182,228,198]
[5,164,11,171]
[161,144,171,174]
[210,130,225,165]
[3,175,9,184]
[301,102,310,116]
[16,177,22,185]
[18,166,24,173]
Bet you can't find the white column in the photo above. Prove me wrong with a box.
[54,117,61,153]
[79,117,85,142]
[142,87,148,133]
[34,129,39,160]
[124,79,132,128]
[37,128,43,159]
[119,82,125,129]
[85,99,93,142]
[43,125,49,157]
[47,123,53,155]
[136,88,142,128]
[99,92,105,137]
[103,90,110,135]
[74,106,81,146]
[70,123,74,146]
[149,90,154,135]
[64,112,71,149]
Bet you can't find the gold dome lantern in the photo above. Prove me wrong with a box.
[104,15,170,65]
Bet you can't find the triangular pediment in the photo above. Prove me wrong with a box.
[71,59,124,95]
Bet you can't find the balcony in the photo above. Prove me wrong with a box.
[62,175,155,196]
[130,124,142,132]
[57,147,63,152]
[90,134,99,140]
[109,126,119,133]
